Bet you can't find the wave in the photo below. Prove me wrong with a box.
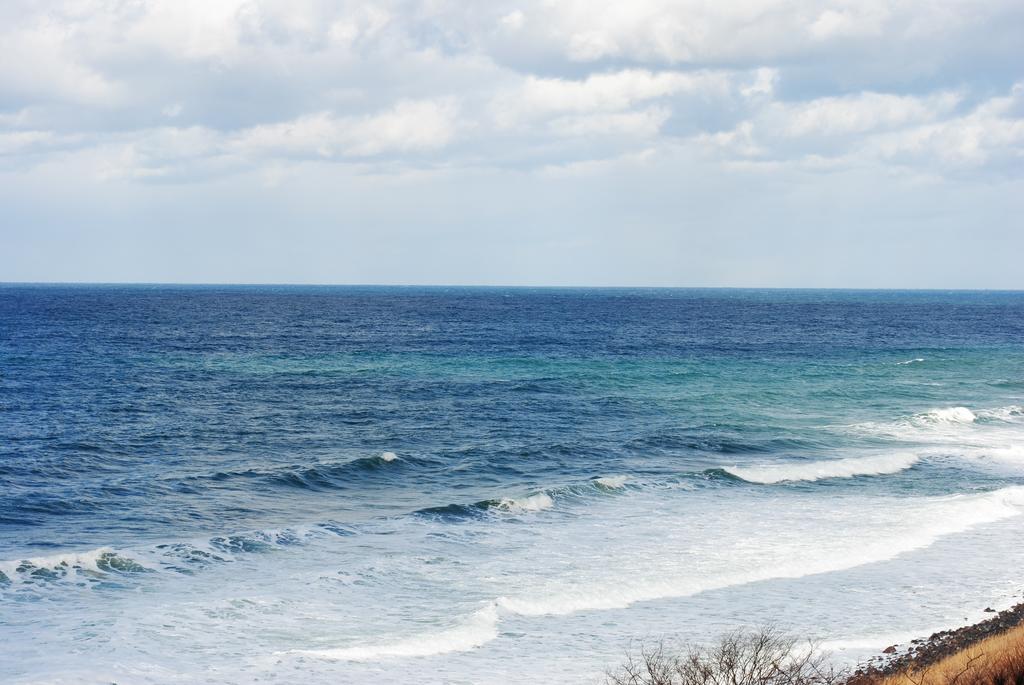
[0,527,334,587]
[4,472,629,588]
[891,405,1022,429]
[593,475,629,489]
[847,406,1024,468]
[179,452,410,492]
[414,474,639,520]
[292,604,500,661]
[900,405,1023,427]
[918,407,977,424]
[0,548,152,584]
[415,492,555,519]
[976,405,1024,422]
[977,445,1024,464]
[293,486,1024,660]
[495,486,1024,617]
[896,358,925,365]
[723,453,920,484]
[490,493,554,513]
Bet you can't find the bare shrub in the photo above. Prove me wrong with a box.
[606,627,845,685]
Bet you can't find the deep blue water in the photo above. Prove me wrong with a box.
[2,286,1024,684]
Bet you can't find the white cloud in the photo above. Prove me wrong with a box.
[522,70,711,113]
[778,91,963,137]
[693,83,1023,175]
[500,10,525,31]
[548,107,671,137]
[500,0,1022,68]
[0,130,58,155]
[0,0,1021,183]
[0,19,120,105]
[808,6,890,41]
[232,99,459,158]
[491,68,734,136]
[867,84,1024,169]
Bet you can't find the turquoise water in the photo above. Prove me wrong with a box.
[1,286,1023,683]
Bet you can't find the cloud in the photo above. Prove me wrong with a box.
[0,18,119,106]
[867,83,1024,170]
[693,83,1023,175]
[0,0,1021,184]
[231,98,459,159]
[778,91,962,137]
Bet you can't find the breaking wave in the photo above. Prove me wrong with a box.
[593,475,629,489]
[294,486,1024,660]
[918,407,977,424]
[415,492,555,518]
[490,493,554,513]
[496,486,1024,618]
[0,528,334,588]
[177,452,412,493]
[0,549,152,585]
[723,453,920,484]
[292,604,500,661]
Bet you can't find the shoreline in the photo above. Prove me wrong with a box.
[851,600,1024,683]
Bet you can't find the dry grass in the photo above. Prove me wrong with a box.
[866,624,1024,685]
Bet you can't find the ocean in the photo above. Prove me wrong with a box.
[2,285,1023,684]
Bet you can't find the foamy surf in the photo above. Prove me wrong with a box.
[291,604,500,661]
[0,547,151,583]
[492,486,1024,618]
[919,407,977,424]
[286,486,1024,662]
[977,405,1024,422]
[850,406,980,436]
[594,475,629,489]
[723,453,920,484]
[847,406,1024,472]
[821,630,936,654]
[492,493,554,513]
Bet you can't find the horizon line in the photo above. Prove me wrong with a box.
[2,281,1023,293]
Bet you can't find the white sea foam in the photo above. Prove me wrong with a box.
[0,547,152,582]
[724,452,920,484]
[0,548,102,581]
[493,486,1024,618]
[896,358,925,365]
[292,604,500,661]
[493,493,554,513]
[919,407,977,424]
[979,445,1024,464]
[821,629,933,653]
[850,406,979,438]
[291,486,1024,663]
[846,405,1024,475]
[976,405,1024,422]
[380,451,398,462]
[594,475,629,489]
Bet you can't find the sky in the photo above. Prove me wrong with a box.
[1,0,1022,288]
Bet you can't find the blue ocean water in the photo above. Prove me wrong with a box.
[2,285,1024,684]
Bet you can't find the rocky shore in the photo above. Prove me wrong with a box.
[850,600,1024,683]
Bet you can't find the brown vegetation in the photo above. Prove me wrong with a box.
[852,624,1024,685]
[607,621,1024,685]
[605,627,845,685]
